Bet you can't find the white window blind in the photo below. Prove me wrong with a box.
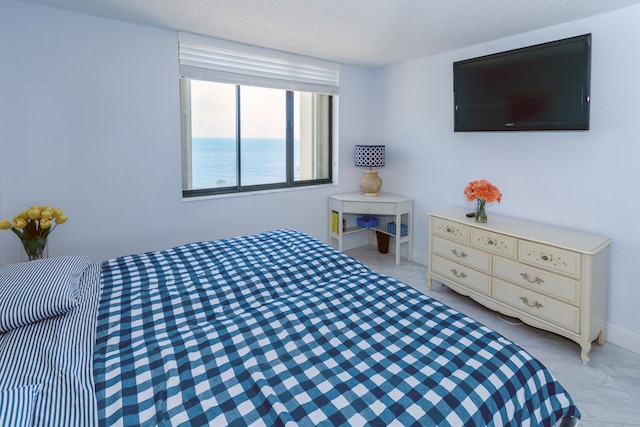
[178,32,340,95]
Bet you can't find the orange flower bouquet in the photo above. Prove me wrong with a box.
[464,180,502,223]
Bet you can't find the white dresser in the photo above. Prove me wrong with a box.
[428,207,611,364]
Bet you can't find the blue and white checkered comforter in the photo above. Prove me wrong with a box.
[94,229,580,426]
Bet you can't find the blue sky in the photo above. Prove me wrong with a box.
[191,81,299,140]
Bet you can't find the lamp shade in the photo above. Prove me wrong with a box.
[354,145,385,168]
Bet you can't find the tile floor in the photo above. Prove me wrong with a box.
[346,245,640,426]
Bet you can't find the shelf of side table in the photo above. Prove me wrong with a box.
[329,192,413,265]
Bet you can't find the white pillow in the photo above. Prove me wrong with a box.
[0,255,91,332]
[0,385,40,427]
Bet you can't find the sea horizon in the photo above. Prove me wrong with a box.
[192,137,300,189]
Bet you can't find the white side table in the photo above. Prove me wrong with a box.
[329,192,413,265]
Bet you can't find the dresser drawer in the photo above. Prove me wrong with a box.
[432,236,491,274]
[471,228,517,259]
[519,240,581,279]
[432,217,469,244]
[431,255,491,296]
[342,201,396,215]
[493,278,580,333]
[493,257,580,305]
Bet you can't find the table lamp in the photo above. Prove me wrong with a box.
[354,145,385,196]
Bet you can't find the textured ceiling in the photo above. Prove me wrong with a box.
[19,0,640,68]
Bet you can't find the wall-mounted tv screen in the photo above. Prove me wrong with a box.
[453,34,591,132]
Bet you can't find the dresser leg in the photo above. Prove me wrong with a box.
[580,341,592,365]
[596,330,605,345]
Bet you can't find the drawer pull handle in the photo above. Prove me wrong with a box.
[519,296,543,309]
[488,239,495,245]
[451,268,467,279]
[446,226,453,233]
[451,249,468,258]
[540,253,552,262]
[520,272,544,284]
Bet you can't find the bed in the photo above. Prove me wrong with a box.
[0,229,580,426]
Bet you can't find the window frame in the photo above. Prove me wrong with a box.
[181,80,334,198]
[178,32,339,198]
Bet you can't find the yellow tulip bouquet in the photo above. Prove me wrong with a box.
[0,206,68,261]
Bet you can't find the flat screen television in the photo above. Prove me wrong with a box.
[453,34,591,131]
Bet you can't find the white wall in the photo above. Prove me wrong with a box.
[2,1,638,354]
[0,1,373,263]
[372,5,640,353]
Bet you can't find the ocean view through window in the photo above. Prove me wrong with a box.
[181,79,333,197]
[191,138,302,188]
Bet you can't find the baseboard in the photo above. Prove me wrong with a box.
[606,323,640,355]
[412,249,428,266]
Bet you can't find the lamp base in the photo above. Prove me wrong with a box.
[360,170,382,196]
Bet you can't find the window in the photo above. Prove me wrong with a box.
[180,81,333,195]
[178,33,339,197]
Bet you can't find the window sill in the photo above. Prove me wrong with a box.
[181,182,338,202]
